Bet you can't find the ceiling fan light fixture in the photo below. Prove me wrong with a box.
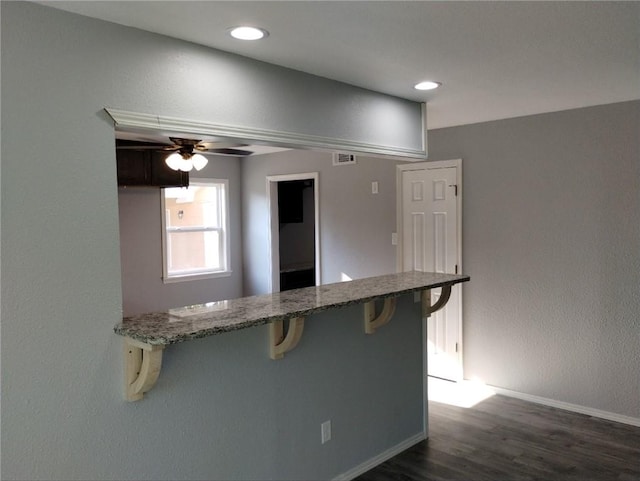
[414,81,442,91]
[192,153,208,171]
[166,152,196,172]
[228,26,269,41]
[165,152,183,171]
[178,155,194,172]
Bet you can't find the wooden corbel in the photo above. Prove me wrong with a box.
[422,284,453,318]
[364,297,397,334]
[124,338,164,401]
[270,317,305,360]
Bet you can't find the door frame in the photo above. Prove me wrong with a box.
[396,159,464,381]
[266,172,321,293]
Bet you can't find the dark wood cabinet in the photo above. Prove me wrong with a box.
[116,149,150,185]
[116,150,188,187]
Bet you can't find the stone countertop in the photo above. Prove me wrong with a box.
[114,271,470,345]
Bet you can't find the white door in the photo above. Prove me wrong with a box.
[400,161,462,380]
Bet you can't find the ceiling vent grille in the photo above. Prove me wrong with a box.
[333,153,357,166]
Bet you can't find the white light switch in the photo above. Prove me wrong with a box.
[321,420,332,444]
[391,233,398,245]
[371,181,379,194]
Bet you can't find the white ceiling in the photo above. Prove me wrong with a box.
[42,1,639,129]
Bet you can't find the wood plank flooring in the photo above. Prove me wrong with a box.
[355,394,640,481]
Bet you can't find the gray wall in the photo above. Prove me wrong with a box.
[428,101,640,419]
[118,156,243,316]
[1,3,424,480]
[242,150,402,296]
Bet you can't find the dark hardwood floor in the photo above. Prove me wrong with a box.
[356,394,640,481]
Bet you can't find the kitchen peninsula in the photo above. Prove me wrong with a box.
[115,271,469,401]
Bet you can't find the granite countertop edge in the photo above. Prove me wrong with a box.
[114,272,470,346]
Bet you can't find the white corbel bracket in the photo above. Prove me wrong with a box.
[270,317,305,360]
[422,284,453,318]
[364,297,397,334]
[124,338,165,401]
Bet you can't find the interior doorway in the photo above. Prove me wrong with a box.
[267,172,321,293]
[397,159,463,381]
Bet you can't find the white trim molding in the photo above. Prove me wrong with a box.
[333,432,426,481]
[104,107,428,160]
[491,385,640,427]
[420,102,428,156]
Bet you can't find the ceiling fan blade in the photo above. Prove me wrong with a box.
[115,139,253,156]
[116,139,179,151]
[116,145,178,150]
[209,148,254,156]
[196,142,249,151]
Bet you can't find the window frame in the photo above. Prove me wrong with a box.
[161,178,231,283]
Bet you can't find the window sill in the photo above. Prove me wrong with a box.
[163,270,232,284]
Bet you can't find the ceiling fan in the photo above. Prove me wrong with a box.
[116,137,254,172]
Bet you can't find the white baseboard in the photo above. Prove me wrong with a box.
[490,385,640,427]
[332,432,426,481]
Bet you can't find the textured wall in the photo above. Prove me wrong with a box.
[118,156,244,316]
[428,101,640,419]
[242,150,402,296]
[1,3,424,479]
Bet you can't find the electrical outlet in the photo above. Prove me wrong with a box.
[371,181,379,194]
[321,420,331,444]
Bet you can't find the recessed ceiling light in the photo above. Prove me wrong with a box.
[414,81,442,91]
[228,26,269,41]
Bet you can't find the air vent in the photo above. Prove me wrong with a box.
[332,153,357,166]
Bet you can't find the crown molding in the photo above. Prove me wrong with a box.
[104,107,427,161]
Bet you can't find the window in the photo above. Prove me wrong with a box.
[161,179,230,282]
